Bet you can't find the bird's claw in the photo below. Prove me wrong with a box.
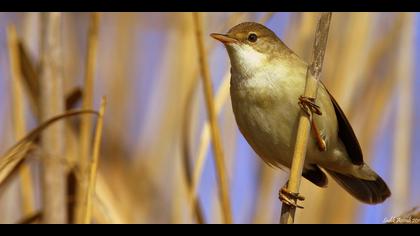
[279,187,305,209]
[298,96,322,117]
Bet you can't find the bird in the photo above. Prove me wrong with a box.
[210,22,391,206]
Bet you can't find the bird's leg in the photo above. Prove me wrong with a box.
[298,96,326,152]
[279,181,305,209]
[311,120,327,152]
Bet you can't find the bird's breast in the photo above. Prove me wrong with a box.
[230,66,305,167]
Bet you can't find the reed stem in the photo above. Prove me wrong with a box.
[7,24,36,218]
[280,12,332,224]
[192,12,232,224]
[83,97,106,224]
[39,12,67,224]
[76,12,100,224]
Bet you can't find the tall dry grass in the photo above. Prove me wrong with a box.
[0,12,417,224]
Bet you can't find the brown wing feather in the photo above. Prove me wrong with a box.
[302,164,328,188]
[321,82,364,165]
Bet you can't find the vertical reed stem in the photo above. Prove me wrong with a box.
[7,24,35,217]
[192,12,232,224]
[83,97,106,224]
[186,13,274,224]
[39,12,67,224]
[76,12,100,224]
[280,12,332,224]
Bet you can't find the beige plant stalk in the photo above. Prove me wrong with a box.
[7,24,35,218]
[192,12,233,224]
[39,12,67,224]
[280,12,332,224]
[77,12,100,224]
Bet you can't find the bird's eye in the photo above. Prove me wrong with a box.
[248,33,258,42]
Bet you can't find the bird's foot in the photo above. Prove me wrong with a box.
[279,187,305,209]
[299,96,326,151]
[298,96,322,117]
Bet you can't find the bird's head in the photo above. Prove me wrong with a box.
[211,22,289,74]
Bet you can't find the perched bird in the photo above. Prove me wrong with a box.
[210,22,390,205]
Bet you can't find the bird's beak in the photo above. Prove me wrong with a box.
[210,33,238,44]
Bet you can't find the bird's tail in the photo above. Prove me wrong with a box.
[325,167,391,204]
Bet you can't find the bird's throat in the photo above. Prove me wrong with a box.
[227,43,268,78]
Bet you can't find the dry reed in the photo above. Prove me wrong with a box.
[280,12,332,224]
[39,13,67,223]
[185,13,274,223]
[0,12,416,224]
[76,12,100,224]
[7,24,36,217]
[83,97,106,223]
[192,12,232,224]
[0,110,99,188]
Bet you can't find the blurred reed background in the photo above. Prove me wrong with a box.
[0,12,419,224]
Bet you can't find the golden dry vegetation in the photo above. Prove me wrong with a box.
[0,12,418,224]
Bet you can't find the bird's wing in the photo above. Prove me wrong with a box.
[321,82,364,165]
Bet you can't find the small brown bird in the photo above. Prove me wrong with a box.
[211,22,391,205]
